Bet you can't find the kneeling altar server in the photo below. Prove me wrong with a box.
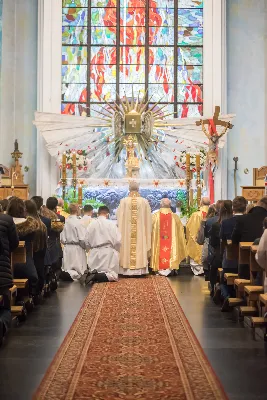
[60,204,87,281]
[151,198,187,276]
[84,206,121,283]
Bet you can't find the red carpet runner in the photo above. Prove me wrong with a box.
[34,277,227,400]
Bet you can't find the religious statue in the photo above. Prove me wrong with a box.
[123,135,140,178]
[196,106,233,202]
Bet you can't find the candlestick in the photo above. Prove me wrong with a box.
[196,153,201,207]
[72,152,77,179]
[72,152,77,198]
[186,153,191,208]
[61,152,67,200]
[62,152,67,180]
[78,185,83,207]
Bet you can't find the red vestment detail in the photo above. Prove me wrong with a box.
[159,212,172,270]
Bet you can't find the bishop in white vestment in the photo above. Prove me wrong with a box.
[85,206,121,282]
[60,204,87,281]
[117,181,152,276]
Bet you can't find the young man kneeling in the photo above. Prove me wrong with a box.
[82,206,121,284]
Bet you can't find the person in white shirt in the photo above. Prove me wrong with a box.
[60,204,87,281]
[83,206,121,283]
[81,204,93,228]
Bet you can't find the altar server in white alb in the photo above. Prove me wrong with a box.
[81,204,93,229]
[84,206,121,282]
[60,204,87,281]
[117,181,152,276]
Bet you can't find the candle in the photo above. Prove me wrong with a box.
[196,153,200,172]
[189,188,194,206]
[62,152,66,180]
[186,153,190,169]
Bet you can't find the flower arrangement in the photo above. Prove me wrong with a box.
[59,149,88,171]
[176,189,198,219]
[179,149,206,172]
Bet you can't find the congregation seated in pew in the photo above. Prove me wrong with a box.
[219,196,247,310]
[232,196,267,280]
[7,198,40,298]
[0,203,19,341]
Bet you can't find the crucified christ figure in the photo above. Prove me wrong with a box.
[196,106,233,203]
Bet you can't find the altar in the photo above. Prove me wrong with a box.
[57,178,206,215]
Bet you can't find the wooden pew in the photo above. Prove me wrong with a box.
[239,242,253,264]
[243,245,264,307]
[227,242,253,309]
[10,242,29,321]
[11,242,31,303]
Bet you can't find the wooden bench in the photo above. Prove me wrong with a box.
[239,242,253,264]
[11,241,26,266]
[244,285,264,305]
[234,278,251,298]
[224,272,238,286]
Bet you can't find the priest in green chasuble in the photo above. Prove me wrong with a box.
[151,198,187,276]
[117,181,152,276]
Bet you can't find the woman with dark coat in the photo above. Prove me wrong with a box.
[7,198,39,296]
[25,200,47,293]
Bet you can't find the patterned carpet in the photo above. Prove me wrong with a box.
[34,277,227,400]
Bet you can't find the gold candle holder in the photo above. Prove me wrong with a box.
[78,184,83,207]
[186,153,191,208]
[196,153,201,207]
[61,152,67,200]
[72,152,77,199]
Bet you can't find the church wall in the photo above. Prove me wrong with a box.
[0,0,38,195]
[227,0,267,199]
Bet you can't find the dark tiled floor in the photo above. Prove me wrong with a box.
[0,282,90,400]
[168,275,267,400]
[0,275,267,400]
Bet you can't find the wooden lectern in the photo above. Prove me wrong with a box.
[241,166,267,202]
[0,140,29,200]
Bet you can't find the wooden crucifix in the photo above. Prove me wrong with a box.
[196,106,234,203]
[196,106,233,129]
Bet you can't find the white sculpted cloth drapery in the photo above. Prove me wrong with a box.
[60,215,87,280]
[85,216,121,282]
[33,112,235,180]
[117,195,152,275]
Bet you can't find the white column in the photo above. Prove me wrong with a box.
[203,0,226,201]
[37,0,61,200]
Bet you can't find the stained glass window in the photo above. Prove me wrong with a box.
[61,0,203,118]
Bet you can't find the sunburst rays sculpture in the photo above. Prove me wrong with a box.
[89,89,174,177]
[33,92,235,181]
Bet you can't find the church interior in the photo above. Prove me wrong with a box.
[1,0,267,399]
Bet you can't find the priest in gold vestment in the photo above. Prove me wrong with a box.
[117,181,152,276]
[186,197,210,275]
[151,198,187,276]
